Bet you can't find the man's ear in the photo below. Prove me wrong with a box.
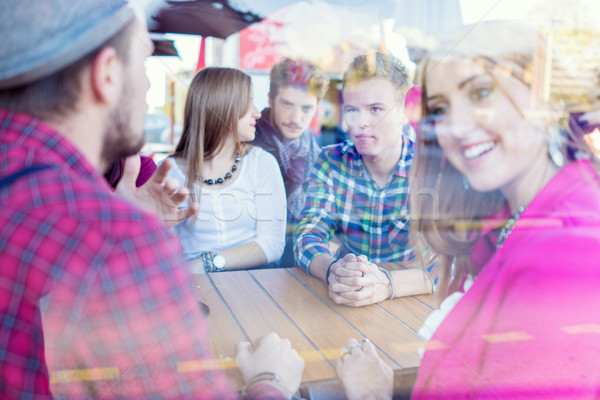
[89,46,122,105]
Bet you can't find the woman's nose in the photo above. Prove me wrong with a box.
[438,102,479,139]
[251,104,260,119]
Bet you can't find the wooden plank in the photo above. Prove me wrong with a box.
[194,274,245,388]
[207,271,336,383]
[290,269,432,368]
[413,292,436,309]
[379,296,434,333]
[248,269,364,370]
[255,269,425,370]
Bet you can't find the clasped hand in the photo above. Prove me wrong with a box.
[327,254,393,307]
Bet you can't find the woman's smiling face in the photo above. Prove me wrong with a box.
[424,57,554,196]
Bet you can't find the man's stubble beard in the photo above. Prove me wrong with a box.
[101,80,146,167]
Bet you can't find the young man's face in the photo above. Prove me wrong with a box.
[270,86,318,139]
[342,77,406,158]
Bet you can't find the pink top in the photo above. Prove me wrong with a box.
[413,159,600,399]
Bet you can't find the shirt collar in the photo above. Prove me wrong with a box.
[345,133,414,179]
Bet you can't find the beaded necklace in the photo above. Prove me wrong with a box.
[203,153,241,185]
[496,206,526,249]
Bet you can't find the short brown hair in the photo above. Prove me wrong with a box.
[0,21,133,121]
[343,52,411,101]
[269,58,329,102]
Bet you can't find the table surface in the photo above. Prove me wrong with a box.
[194,268,435,391]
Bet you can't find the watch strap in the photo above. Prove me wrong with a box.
[201,251,215,273]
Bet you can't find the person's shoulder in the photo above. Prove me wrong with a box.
[9,165,167,237]
[318,140,357,163]
[246,146,279,167]
[158,155,177,167]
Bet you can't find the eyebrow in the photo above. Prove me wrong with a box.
[344,102,386,107]
[425,94,443,103]
[279,97,314,107]
[458,75,479,89]
[426,74,482,102]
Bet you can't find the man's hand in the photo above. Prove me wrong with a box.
[235,332,305,398]
[329,255,392,307]
[336,338,393,400]
[115,155,199,228]
[327,253,362,293]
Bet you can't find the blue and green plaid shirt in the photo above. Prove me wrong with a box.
[294,137,415,274]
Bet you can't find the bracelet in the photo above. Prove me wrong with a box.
[325,259,337,286]
[424,268,437,294]
[378,267,394,300]
[241,372,283,398]
[201,251,215,273]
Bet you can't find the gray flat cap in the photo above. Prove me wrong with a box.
[0,0,134,89]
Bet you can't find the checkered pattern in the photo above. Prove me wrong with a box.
[0,111,256,399]
[294,139,415,274]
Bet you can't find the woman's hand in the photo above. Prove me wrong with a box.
[336,338,393,400]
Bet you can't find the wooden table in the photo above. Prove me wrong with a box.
[194,268,434,399]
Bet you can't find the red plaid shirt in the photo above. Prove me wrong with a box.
[0,111,285,400]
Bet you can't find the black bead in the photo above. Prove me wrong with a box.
[225,172,232,179]
[216,178,224,184]
[206,179,214,185]
[235,155,241,162]
[231,164,238,171]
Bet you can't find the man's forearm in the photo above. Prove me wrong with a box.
[308,254,337,282]
[388,268,434,297]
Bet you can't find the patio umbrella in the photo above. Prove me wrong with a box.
[150,34,179,56]
[149,0,262,38]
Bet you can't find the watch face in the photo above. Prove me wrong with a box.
[213,254,226,270]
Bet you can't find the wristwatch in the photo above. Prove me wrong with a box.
[200,251,226,273]
[212,253,226,271]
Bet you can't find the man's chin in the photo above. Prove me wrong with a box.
[354,144,378,158]
[281,128,304,139]
[102,134,146,168]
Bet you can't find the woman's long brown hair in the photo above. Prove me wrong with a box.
[172,67,252,196]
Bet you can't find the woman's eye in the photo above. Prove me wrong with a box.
[371,107,382,113]
[428,106,448,116]
[472,86,492,100]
